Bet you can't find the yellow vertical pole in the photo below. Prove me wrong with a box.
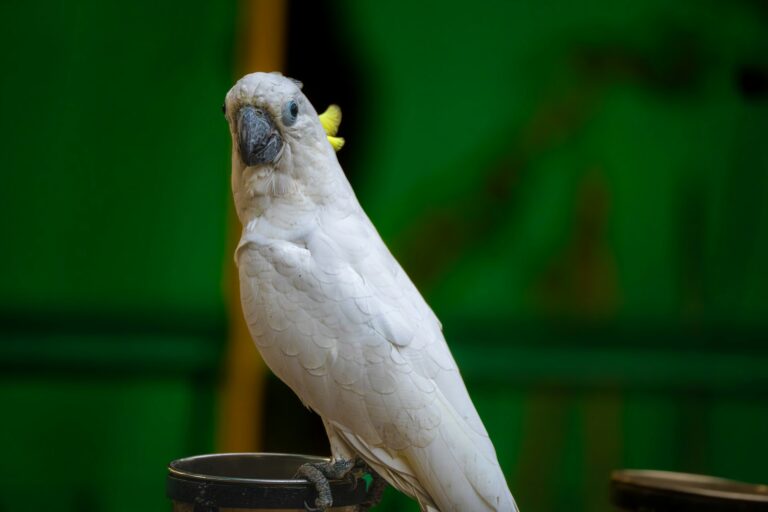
[218,0,287,453]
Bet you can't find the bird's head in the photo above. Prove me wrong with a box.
[224,72,345,220]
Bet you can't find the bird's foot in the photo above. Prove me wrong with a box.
[296,459,356,511]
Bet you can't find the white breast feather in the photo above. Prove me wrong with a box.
[237,204,516,512]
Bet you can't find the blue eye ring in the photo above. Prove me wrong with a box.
[283,99,299,126]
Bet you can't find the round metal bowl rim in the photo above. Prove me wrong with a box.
[168,452,331,485]
[611,469,768,503]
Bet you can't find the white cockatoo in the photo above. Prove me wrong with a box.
[224,72,518,512]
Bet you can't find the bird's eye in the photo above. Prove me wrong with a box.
[221,104,226,116]
[283,100,299,126]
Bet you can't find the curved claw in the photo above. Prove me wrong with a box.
[296,458,385,511]
[304,499,330,512]
[296,459,355,511]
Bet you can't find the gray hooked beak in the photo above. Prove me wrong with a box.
[237,105,283,166]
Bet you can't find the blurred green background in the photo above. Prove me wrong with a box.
[1,1,767,511]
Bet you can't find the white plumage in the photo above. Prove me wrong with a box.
[225,72,518,512]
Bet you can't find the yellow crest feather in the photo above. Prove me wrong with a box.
[327,136,345,151]
[319,104,344,151]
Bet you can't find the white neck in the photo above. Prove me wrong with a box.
[231,138,356,240]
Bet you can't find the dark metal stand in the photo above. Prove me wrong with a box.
[167,453,377,511]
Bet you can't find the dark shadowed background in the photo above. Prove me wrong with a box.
[1,1,767,511]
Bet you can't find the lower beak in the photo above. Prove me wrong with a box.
[237,105,283,166]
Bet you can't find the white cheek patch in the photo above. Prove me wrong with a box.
[244,166,298,198]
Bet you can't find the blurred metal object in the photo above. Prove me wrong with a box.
[611,469,768,511]
[167,453,372,511]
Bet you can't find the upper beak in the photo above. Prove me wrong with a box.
[237,105,283,166]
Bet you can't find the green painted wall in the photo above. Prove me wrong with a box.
[333,1,768,510]
[0,0,235,510]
